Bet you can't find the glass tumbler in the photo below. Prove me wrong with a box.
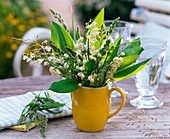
[130,38,167,109]
[105,20,133,97]
[105,20,133,51]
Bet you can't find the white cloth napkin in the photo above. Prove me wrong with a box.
[0,90,72,130]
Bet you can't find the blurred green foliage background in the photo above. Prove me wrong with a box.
[74,0,135,25]
[0,0,48,79]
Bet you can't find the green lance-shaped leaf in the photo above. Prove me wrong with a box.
[40,102,65,108]
[124,38,141,50]
[117,55,139,71]
[120,38,142,57]
[120,47,144,57]
[113,58,152,81]
[117,39,140,48]
[106,35,122,63]
[51,21,76,53]
[93,8,105,33]
[85,60,96,74]
[49,79,79,93]
[43,109,63,114]
[93,8,105,49]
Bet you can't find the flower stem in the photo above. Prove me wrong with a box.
[87,39,90,60]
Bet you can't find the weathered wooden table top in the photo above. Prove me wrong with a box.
[0,75,170,139]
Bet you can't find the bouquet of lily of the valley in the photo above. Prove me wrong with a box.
[23,8,151,93]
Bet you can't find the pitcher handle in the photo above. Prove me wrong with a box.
[108,87,126,118]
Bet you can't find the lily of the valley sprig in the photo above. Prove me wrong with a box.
[23,8,151,93]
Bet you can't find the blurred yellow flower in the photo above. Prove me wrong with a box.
[18,17,24,22]
[27,11,34,17]
[36,17,47,24]
[10,19,19,25]
[1,35,7,41]
[10,44,18,51]
[6,51,13,59]
[7,12,15,20]
[8,38,14,43]
[28,19,35,25]
[18,24,25,31]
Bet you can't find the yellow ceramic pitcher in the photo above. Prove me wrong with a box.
[71,85,126,132]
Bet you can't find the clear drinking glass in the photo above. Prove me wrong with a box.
[105,20,133,97]
[105,20,133,51]
[130,38,167,109]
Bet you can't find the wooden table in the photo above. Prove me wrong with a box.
[0,76,170,138]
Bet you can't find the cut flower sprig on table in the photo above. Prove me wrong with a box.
[23,8,151,93]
